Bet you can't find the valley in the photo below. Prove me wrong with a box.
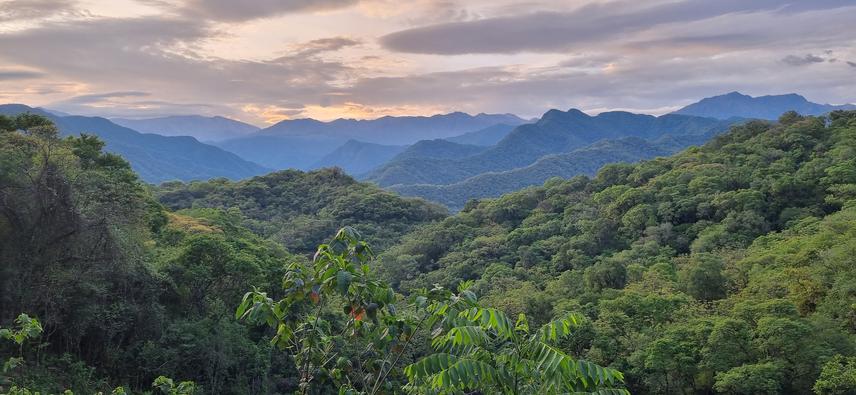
[3,1,856,393]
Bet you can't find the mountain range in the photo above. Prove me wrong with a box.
[311,140,406,175]
[112,115,260,142]
[4,91,852,198]
[388,131,719,210]
[0,104,269,183]
[673,91,856,119]
[442,123,517,146]
[215,112,526,170]
[364,109,732,187]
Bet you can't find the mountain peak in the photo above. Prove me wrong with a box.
[537,108,591,126]
[0,103,51,117]
[539,108,587,119]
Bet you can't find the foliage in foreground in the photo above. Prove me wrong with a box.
[0,114,293,393]
[238,228,627,394]
[404,295,625,394]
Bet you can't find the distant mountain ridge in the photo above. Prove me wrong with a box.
[112,115,260,142]
[365,109,732,187]
[673,91,856,120]
[444,123,517,146]
[9,91,847,196]
[389,131,722,211]
[312,140,406,175]
[390,139,487,162]
[0,104,269,183]
[217,112,526,170]
[257,112,526,144]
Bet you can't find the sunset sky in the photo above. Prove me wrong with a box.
[1,0,855,125]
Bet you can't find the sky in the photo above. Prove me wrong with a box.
[0,0,855,125]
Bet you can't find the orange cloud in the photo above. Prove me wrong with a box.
[242,101,450,124]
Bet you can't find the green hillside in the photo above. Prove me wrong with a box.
[379,111,856,394]
[154,168,447,253]
[0,114,298,393]
[5,110,856,395]
[389,137,676,211]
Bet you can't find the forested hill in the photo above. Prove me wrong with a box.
[0,114,299,393]
[379,110,856,394]
[388,133,715,211]
[154,168,447,253]
[0,104,270,183]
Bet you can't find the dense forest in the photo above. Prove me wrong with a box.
[379,110,856,393]
[0,113,621,394]
[3,110,856,394]
[153,170,446,254]
[0,113,303,393]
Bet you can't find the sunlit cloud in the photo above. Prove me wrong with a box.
[0,0,854,122]
[300,102,451,121]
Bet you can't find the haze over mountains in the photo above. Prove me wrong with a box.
[112,115,260,142]
[3,91,853,208]
[389,132,719,210]
[216,112,526,170]
[444,123,518,146]
[311,140,405,175]
[673,92,856,120]
[364,109,731,187]
[0,104,269,183]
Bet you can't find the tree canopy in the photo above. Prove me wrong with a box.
[4,111,856,394]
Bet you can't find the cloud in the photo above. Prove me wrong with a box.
[782,54,826,66]
[0,0,81,22]
[290,36,361,56]
[59,91,151,105]
[0,68,44,80]
[73,99,223,119]
[626,33,761,51]
[0,16,357,122]
[848,61,856,68]
[1,0,854,122]
[179,0,360,22]
[380,0,856,54]
[340,40,856,119]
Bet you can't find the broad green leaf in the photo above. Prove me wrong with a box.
[336,270,353,295]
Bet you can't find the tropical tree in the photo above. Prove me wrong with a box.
[237,227,412,394]
[404,282,628,394]
[1,314,43,375]
[238,228,628,394]
[814,355,856,395]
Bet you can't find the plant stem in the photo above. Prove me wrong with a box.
[369,312,429,395]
